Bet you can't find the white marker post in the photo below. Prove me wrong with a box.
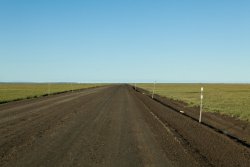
[152,81,156,99]
[48,83,51,95]
[71,83,73,92]
[199,87,204,123]
[134,83,137,90]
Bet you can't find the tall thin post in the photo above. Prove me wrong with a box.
[152,81,156,99]
[199,87,204,123]
[134,83,137,90]
[71,83,73,92]
[48,83,51,95]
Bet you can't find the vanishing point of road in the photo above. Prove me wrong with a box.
[0,85,250,167]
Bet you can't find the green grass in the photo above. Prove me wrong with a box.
[0,83,103,103]
[137,83,250,122]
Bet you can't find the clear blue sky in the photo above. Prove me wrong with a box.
[0,0,249,83]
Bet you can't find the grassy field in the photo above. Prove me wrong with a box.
[137,84,250,122]
[0,83,103,103]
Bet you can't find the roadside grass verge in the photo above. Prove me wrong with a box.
[0,83,104,104]
[137,83,250,122]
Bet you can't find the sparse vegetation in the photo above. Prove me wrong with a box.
[137,83,250,121]
[0,83,102,103]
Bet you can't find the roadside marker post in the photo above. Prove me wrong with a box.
[48,83,51,95]
[71,83,73,92]
[134,83,137,90]
[199,87,204,123]
[152,81,156,99]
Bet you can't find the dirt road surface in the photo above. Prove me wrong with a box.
[0,85,250,167]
